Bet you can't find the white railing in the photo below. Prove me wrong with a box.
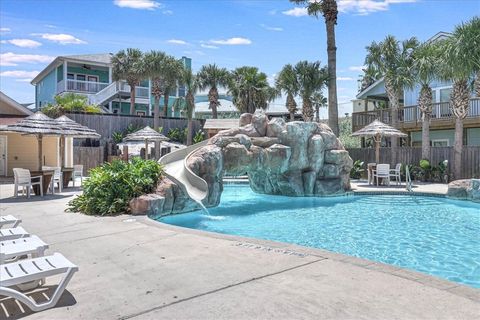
[117,81,149,98]
[89,82,118,105]
[56,80,65,94]
[65,79,109,93]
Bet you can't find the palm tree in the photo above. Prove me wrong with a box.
[411,42,440,161]
[438,17,480,179]
[228,66,277,114]
[173,67,198,145]
[161,57,184,118]
[143,50,167,130]
[111,48,145,115]
[311,91,327,122]
[295,61,328,122]
[276,64,299,121]
[365,36,419,163]
[197,64,230,119]
[290,0,339,135]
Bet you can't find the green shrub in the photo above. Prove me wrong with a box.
[167,128,187,144]
[68,158,163,216]
[350,160,365,179]
[42,93,101,118]
[193,130,205,144]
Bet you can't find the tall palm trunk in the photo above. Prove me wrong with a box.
[323,0,339,136]
[208,87,219,119]
[286,93,297,121]
[302,98,314,122]
[385,78,400,164]
[475,71,480,97]
[418,85,433,160]
[163,93,169,118]
[151,79,163,130]
[451,79,470,179]
[315,105,320,122]
[186,92,194,145]
[128,80,136,115]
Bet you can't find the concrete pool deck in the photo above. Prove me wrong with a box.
[0,184,479,319]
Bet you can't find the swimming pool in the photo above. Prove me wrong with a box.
[157,185,480,288]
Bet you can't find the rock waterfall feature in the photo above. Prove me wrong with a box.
[130,111,353,216]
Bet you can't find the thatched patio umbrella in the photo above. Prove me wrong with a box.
[55,116,100,167]
[0,112,64,170]
[123,126,169,159]
[351,120,407,163]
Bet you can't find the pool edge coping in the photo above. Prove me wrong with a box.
[140,215,480,303]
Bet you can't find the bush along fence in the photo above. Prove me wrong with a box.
[66,112,205,143]
[347,146,480,180]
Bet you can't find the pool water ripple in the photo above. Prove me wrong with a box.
[157,185,480,288]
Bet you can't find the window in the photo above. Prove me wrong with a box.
[439,88,452,103]
[67,73,74,80]
[136,111,146,116]
[432,139,449,147]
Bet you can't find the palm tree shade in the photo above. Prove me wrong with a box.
[197,64,230,119]
[294,61,328,122]
[276,64,299,121]
[143,50,167,130]
[290,0,339,135]
[173,67,198,145]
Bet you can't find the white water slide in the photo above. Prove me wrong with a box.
[159,140,209,202]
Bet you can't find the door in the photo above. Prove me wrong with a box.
[76,74,86,92]
[87,75,99,92]
[0,136,6,176]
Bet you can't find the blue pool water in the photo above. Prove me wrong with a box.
[157,185,480,288]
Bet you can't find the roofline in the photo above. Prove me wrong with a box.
[0,91,34,115]
[426,31,452,44]
[31,54,112,85]
[356,77,385,99]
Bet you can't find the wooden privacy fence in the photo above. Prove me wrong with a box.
[347,146,480,179]
[73,147,104,176]
[66,112,205,141]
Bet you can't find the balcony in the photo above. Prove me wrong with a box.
[352,98,480,132]
[57,79,109,94]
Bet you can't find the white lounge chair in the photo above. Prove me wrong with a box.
[0,253,78,312]
[0,235,49,264]
[13,168,43,198]
[0,227,29,241]
[390,163,402,185]
[72,165,83,187]
[374,164,390,186]
[367,163,376,185]
[0,215,21,228]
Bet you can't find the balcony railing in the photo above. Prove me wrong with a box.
[57,79,109,94]
[352,98,480,129]
[117,81,149,98]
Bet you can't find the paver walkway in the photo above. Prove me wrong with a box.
[0,184,478,320]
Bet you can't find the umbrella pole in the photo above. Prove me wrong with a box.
[375,133,380,164]
[38,134,43,171]
[145,139,149,160]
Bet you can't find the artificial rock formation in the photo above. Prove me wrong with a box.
[447,179,480,203]
[131,110,353,216]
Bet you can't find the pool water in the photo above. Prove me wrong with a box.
[157,185,480,288]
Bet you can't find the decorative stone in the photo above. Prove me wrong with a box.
[266,117,287,137]
[325,150,351,165]
[251,137,280,148]
[447,179,480,202]
[129,194,165,216]
[239,113,253,126]
[252,110,269,136]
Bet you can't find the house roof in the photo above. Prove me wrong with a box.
[356,77,386,100]
[0,91,34,116]
[31,53,112,85]
[203,118,240,130]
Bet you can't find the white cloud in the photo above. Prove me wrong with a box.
[167,39,188,45]
[268,9,277,15]
[32,33,86,45]
[0,27,11,33]
[183,50,205,56]
[0,70,40,78]
[337,77,355,81]
[113,0,161,10]
[282,7,308,17]
[348,65,365,72]
[338,0,417,15]
[162,9,173,15]
[16,78,34,82]
[0,52,54,66]
[260,24,283,32]
[210,37,252,45]
[1,39,42,48]
[200,44,219,49]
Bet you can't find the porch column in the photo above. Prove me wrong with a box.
[108,66,112,83]
[63,60,67,92]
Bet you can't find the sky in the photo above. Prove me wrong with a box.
[0,0,479,117]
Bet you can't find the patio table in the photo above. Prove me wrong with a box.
[30,170,54,196]
[61,167,74,188]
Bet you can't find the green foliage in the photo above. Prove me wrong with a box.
[193,130,205,144]
[112,131,123,144]
[167,128,187,144]
[42,93,101,118]
[68,158,163,216]
[404,160,449,183]
[339,117,361,148]
[111,124,143,144]
[350,160,365,179]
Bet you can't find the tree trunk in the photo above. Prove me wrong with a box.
[187,119,193,146]
[315,105,320,122]
[302,98,314,122]
[209,87,219,119]
[475,71,480,97]
[385,79,399,164]
[153,96,160,130]
[421,115,430,160]
[325,19,339,136]
[163,94,169,118]
[453,117,463,180]
[130,85,136,115]
[286,93,296,121]
[418,85,432,160]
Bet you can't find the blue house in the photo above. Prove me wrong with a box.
[31,53,191,117]
[353,32,480,147]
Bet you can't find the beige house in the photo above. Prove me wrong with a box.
[0,91,73,176]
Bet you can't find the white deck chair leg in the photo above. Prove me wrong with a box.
[0,267,76,312]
